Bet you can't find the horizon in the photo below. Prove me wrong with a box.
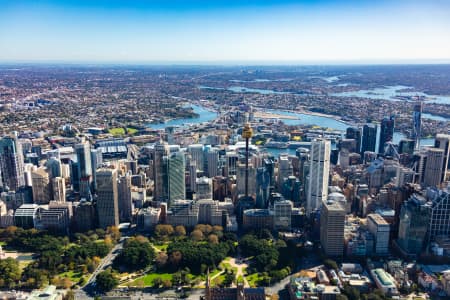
[1,0,450,63]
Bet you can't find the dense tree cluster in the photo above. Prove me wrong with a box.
[0,258,21,289]
[167,238,234,274]
[114,236,155,271]
[0,226,115,289]
[96,269,119,292]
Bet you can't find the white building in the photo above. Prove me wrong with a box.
[307,139,331,214]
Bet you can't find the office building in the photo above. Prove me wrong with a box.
[14,203,39,229]
[31,168,51,204]
[273,199,293,230]
[74,200,95,232]
[206,147,220,178]
[361,124,377,154]
[196,177,213,200]
[423,148,444,187]
[346,127,362,153]
[379,116,395,154]
[118,173,133,222]
[434,134,450,182]
[0,136,25,191]
[188,144,204,172]
[367,213,390,256]
[307,139,331,214]
[277,155,293,190]
[52,177,66,203]
[320,200,345,257]
[397,194,431,255]
[427,189,450,241]
[96,168,119,228]
[153,141,169,201]
[167,151,186,205]
[412,102,422,150]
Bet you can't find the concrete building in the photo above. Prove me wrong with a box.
[31,168,51,204]
[118,173,133,222]
[14,203,39,229]
[423,148,445,187]
[434,134,450,182]
[320,200,345,257]
[370,268,399,296]
[273,200,293,230]
[153,141,169,202]
[367,213,390,256]
[196,177,213,200]
[52,177,66,203]
[167,151,186,205]
[96,168,119,228]
[307,139,331,214]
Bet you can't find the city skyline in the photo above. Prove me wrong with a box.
[1,0,450,63]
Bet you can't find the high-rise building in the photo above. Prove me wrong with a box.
[320,200,345,257]
[206,147,220,178]
[75,142,93,199]
[397,194,430,255]
[346,127,361,153]
[188,144,204,173]
[167,151,186,205]
[46,157,62,179]
[412,102,422,150]
[273,199,293,230]
[307,139,331,214]
[52,177,66,203]
[434,134,450,182]
[196,177,213,200]
[153,141,169,202]
[277,155,292,191]
[426,189,450,241]
[367,213,390,256]
[0,136,25,191]
[423,148,444,187]
[237,163,256,197]
[256,167,270,208]
[90,148,103,191]
[379,116,395,154]
[96,168,119,228]
[31,168,51,204]
[118,173,132,222]
[361,124,377,154]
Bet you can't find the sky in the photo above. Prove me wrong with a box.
[0,0,450,64]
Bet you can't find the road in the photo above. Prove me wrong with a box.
[75,237,128,299]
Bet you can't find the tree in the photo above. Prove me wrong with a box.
[155,224,174,238]
[0,258,21,289]
[208,234,219,244]
[155,252,168,269]
[323,259,338,270]
[106,226,121,242]
[175,225,186,237]
[114,237,155,271]
[190,229,204,241]
[96,269,118,292]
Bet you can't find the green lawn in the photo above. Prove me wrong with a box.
[246,273,264,287]
[108,127,138,136]
[152,243,169,252]
[58,270,86,283]
[130,272,173,286]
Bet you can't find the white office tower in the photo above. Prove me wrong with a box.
[52,177,66,203]
[277,155,292,190]
[96,168,119,228]
[307,139,331,214]
[206,147,220,178]
[434,134,450,182]
[188,144,204,172]
[196,177,213,200]
[424,148,445,188]
[167,151,186,206]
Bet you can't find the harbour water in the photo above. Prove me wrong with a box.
[146,104,217,129]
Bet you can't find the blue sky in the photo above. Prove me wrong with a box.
[0,0,449,63]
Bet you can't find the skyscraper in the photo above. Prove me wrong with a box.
[0,136,25,191]
[412,102,422,150]
[379,116,395,154]
[320,200,345,257]
[118,173,132,222]
[361,124,377,154]
[75,142,92,199]
[434,134,450,182]
[188,144,204,173]
[52,177,66,203]
[206,147,219,178]
[31,167,51,204]
[167,151,186,205]
[153,141,169,202]
[307,139,331,214]
[423,148,444,187]
[346,127,361,153]
[96,168,119,228]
